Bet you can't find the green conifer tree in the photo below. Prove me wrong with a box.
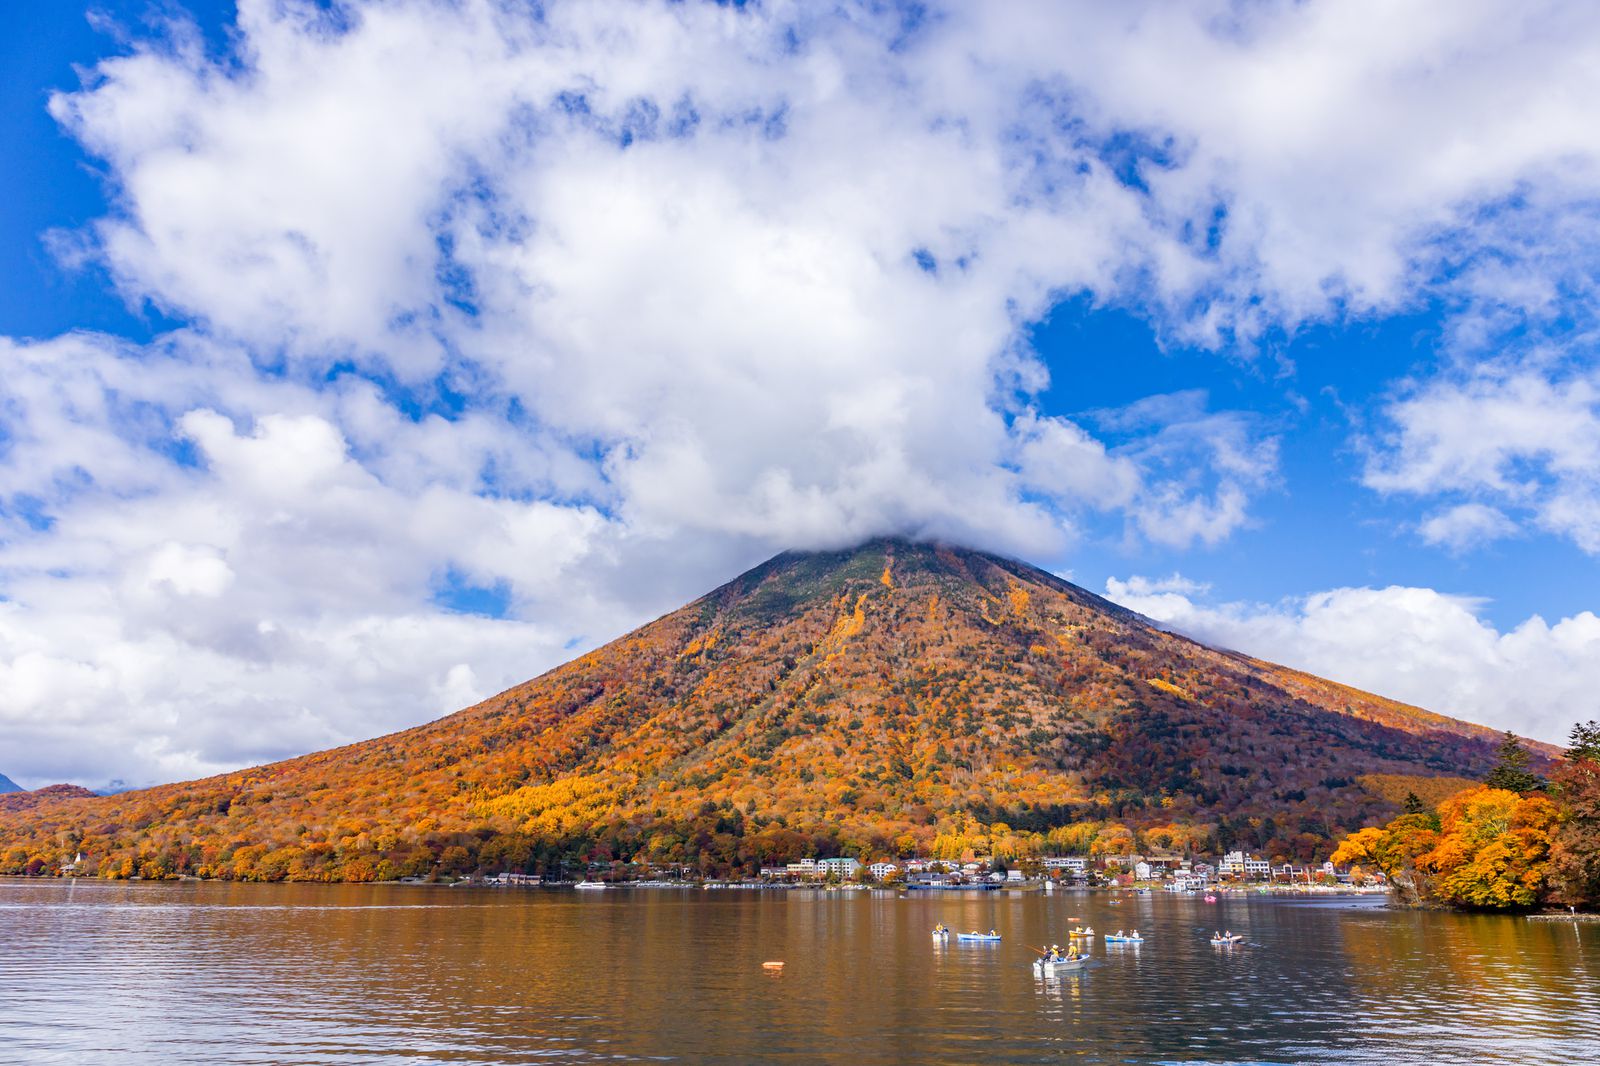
[1567,719,1600,763]
[1485,731,1546,794]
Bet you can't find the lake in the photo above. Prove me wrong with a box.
[2,879,1597,1064]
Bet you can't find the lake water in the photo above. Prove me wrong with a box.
[2,879,1597,1064]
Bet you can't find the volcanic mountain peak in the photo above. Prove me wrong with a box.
[0,538,1526,882]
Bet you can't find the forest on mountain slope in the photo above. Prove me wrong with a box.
[0,540,1547,883]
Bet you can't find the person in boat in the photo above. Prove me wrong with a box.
[1132,929,1139,939]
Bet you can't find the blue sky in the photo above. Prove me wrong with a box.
[3,0,1599,787]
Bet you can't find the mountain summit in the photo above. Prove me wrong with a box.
[0,539,1522,881]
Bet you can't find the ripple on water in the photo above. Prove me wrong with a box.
[1,882,1598,1064]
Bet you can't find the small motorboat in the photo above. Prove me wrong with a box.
[1210,933,1245,945]
[1104,934,1144,944]
[573,880,608,890]
[932,926,950,940]
[957,931,1002,942]
[1204,895,1218,903]
[1068,926,1095,939]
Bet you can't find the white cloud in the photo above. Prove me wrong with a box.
[1107,576,1598,744]
[1417,502,1519,552]
[0,332,631,786]
[7,0,1600,784]
[1367,368,1600,551]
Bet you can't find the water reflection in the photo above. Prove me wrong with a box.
[0,880,1596,1064]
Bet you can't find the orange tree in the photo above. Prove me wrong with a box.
[1331,812,1440,904]
[1419,787,1558,909]
[1332,786,1558,910]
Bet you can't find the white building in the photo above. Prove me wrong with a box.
[1041,856,1088,873]
[1221,851,1273,879]
[786,859,819,877]
[818,857,861,878]
[868,862,899,880]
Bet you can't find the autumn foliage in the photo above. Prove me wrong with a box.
[1333,723,1600,911]
[1548,721,1600,908]
[0,539,1533,884]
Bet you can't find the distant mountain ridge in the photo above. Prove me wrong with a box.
[0,539,1540,882]
[0,773,21,794]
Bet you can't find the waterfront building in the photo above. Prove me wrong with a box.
[1041,856,1088,874]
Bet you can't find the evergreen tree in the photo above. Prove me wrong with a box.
[1403,791,1427,815]
[1485,731,1546,794]
[1567,719,1600,763]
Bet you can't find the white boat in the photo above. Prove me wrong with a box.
[1034,954,1090,973]
[956,932,1002,942]
[1209,933,1244,945]
[574,880,609,890]
[932,927,950,940]
[1104,934,1143,943]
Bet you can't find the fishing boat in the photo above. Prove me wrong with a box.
[1204,894,1218,903]
[1209,933,1244,945]
[574,880,608,890]
[1104,933,1143,944]
[1068,926,1095,939]
[956,931,1002,942]
[932,926,950,940]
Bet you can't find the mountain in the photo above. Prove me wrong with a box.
[0,773,21,794]
[0,784,94,813]
[0,539,1539,882]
